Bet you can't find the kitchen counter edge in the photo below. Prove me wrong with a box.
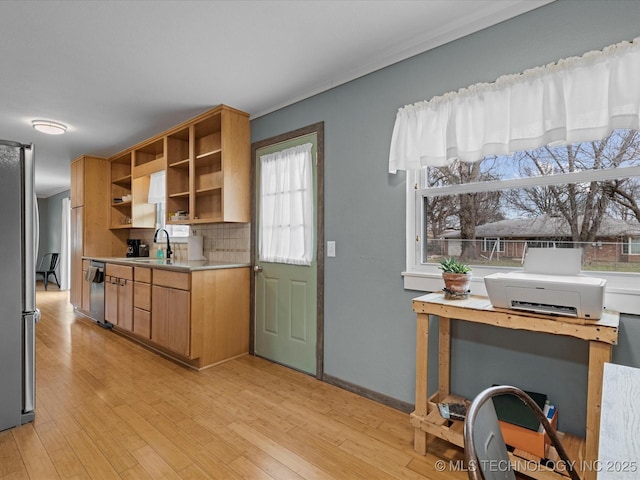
[83,257,251,272]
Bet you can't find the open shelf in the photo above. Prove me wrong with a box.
[169,191,189,198]
[169,158,190,169]
[195,148,222,161]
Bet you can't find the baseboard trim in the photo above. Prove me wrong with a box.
[322,373,414,413]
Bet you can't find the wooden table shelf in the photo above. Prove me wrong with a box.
[411,293,620,480]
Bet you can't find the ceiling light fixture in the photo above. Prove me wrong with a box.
[32,120,67,135]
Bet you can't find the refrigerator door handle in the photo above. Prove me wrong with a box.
[23,312,35,413]
[22,145,37,313]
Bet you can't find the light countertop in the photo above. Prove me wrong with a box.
[83,256,251,272]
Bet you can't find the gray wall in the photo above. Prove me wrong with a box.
[37,190,70,270]
[36,197,48,265]
[250,0,640,437]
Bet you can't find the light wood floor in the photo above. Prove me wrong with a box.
[1,289,467,479]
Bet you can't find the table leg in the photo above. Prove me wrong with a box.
[584,341,612,480]
[439,317,451,399]
[414,313,429,454]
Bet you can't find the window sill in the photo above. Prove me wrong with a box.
[402,269,640,316]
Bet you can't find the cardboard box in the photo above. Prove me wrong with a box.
[498,409,558,458]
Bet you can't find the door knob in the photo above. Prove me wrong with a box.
[253,265,263,272]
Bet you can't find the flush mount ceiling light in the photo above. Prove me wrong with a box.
[32,120,67,135]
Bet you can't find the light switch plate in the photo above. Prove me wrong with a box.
[327,241,336,257]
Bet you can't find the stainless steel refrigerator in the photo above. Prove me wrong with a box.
[0,140,38,431]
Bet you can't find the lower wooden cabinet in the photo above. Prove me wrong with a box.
[105,264,133,331]
[152,285,191,356]
[133,267,152,339]
[104,263,250,369]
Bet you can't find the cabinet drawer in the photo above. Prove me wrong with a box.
[134,267,152,283]
[133,308,151,339]
[82,259,91,270]
[153,270,190,290]
[134,282,151,310]
[106,263,133,280]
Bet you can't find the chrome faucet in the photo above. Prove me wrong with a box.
[153,228,173,260]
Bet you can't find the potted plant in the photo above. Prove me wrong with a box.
[438,257,472,299]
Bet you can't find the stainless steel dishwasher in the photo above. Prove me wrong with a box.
[89,260,109,327]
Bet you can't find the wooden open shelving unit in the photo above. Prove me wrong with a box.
[108,105,249,228]
[411,293,619,480]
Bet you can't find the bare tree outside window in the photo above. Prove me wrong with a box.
[420,129,640,272]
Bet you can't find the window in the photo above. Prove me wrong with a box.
[155,201,189,241]
[405,130,640,314]
[412,129,640,272]
[482,238,504,253]
[623,237,640,255]
[148,170,189,241]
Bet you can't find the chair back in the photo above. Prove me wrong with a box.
[463,386,581,480]
[464,391,515,480]
[38,252,59,271]
[48,252,59,270]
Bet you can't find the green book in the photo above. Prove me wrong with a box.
[492,390,547,431]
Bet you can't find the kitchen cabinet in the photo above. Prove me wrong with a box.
[152,270,191,356]
[164,105,250,224]
[104,262,250,369]
[133,267,152,339]
[109,151,156,229]
[105,264,133,331]
[152,284,191,356]
[70,156,127,312]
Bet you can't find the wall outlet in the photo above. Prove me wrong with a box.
[327,241,336,257]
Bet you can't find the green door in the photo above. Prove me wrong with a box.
[254,129,320,375]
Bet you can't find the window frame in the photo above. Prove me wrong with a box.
[403,168,640,316]
[481,237,505,253]
[622,237,640,256]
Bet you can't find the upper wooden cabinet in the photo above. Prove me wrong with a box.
[110,151,156,229]
[108,105,249,227]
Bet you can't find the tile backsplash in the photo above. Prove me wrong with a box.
[132,223,251,263]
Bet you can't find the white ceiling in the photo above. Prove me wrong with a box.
[0,0,551,197]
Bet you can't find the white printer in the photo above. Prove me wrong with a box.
[484,248,606,319]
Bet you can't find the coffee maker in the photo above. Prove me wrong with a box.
[126,239,141,257]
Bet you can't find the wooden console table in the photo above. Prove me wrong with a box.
[411,293,619,480]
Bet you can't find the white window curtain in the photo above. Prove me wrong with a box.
[259,143,314,266]
[389,37,640,173]
[59,197,71,290]
[148,170,166,204]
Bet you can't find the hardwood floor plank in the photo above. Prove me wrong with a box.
[229,422,338,480]
[11,423,60,479]
[112,404,193,471]
[64,430,121,479]
[0,430,29,479]
[129,445,182,480]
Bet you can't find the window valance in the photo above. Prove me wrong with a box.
[388,37,640,173]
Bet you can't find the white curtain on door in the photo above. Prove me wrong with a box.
[59,197,71,290]
[259,143,314,266]
[389,36,640,173]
